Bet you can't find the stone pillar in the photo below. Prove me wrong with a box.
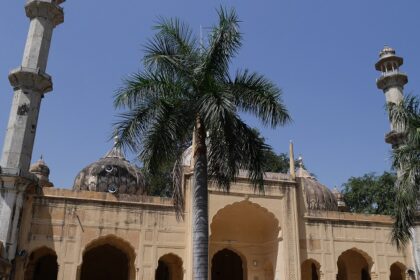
[0,0,65,276]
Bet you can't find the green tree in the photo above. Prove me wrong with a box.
[388,96,420,248]
[262,150,290,173]
[342,172,396,215]
[113,8,290,279]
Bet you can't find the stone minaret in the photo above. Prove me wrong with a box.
[375,47,419,276]
[375,46,408,148]
[0,0,64,274]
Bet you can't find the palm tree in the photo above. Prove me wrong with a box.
[389,95,420,248]
[113,8,290,279]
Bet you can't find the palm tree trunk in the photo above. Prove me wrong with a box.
[192,117,208,279]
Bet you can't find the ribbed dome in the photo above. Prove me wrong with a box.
[296,159,338,211]
[73,140,145,195]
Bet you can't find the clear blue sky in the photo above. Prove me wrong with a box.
[1,1,419,189]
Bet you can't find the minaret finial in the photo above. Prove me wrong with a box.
[289,140,295,179]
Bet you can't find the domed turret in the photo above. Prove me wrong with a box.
[30,156,53,188]
[296,157,338,211]
[332,187,348,212]
[73,137,145,195]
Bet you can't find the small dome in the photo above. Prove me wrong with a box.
[296,157,337,211]
[332,187,347,211]
[30,156,53,188]
[73,141,145,195]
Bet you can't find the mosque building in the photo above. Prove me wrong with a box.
[0,1,416,279]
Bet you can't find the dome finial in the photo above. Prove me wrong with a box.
[297,155,304,168]
[113,135,119,146]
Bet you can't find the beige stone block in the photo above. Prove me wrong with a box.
[145,230,153,241]
[143,246,153,264]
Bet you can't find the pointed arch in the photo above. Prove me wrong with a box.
[211,248,246,280]
[337,248,373,280]
[210,200,280,242]
[301,259,321,280]
[390,262,407,280]
[78,235,136,280]
[155,253,183,280]
[24,246,58,280]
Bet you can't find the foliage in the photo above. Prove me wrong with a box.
[113,7,290,191]
[388,95,420,248]
[342,172,396,215]
[145,148,292,197]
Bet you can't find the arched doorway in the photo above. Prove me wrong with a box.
[337,249,372,280]
[155,253,183,280]
[24,247,58,280]
[80,244,128,280]
[210,201,280,278]
[79,235,136,280]
[211,249,244,280]
[390,262,406,280]
[301,259,320,280]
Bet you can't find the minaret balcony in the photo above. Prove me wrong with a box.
[376,72,408,90]
[8,67,53,94]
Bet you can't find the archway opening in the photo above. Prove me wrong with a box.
[390,262,405,280]
[210,201,279,278]
[337,249,372,280]
[80,244,129,280]
[301,259,320,280]
[155,254,183,280]
[24,247,58,280]
[211,249,244,280]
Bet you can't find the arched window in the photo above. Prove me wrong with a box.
[24,247,58,280]
[390,262,406,280]
[337,249,372,280]
[211,249,244,280]
[79,235,136,280]
[155,253,183,280]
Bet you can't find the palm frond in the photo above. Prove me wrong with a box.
[114,70,188,109]
[141,99,193,174]
[143,18,199,79]
[390,95,420,248]
[201,7,242,80]
[226,69,291,127]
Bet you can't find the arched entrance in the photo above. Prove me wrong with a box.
[155,253,183,280]
[24,247,58,280]
[337,249,372,280]
[80,244,128,280]
[78,235,136,280]
[390,262,406,280]
[211,249,244,280]
[210,201,280,278]
[301,259,320,280]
